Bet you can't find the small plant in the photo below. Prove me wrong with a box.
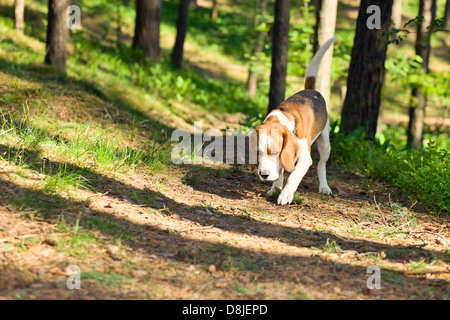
[322,238,342,253]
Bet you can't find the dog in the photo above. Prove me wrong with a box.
[250,37,336,205]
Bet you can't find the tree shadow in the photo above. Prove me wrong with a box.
[1,142,447,267]
[1,170,449,298]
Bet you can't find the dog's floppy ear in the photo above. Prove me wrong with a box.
[280,130,299,173]
[249,129,258,171]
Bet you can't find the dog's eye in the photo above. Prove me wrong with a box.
[271,151,279,156]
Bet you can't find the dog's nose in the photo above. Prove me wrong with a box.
[259,171,270,179]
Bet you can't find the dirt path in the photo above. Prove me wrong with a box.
[1,155,449,299]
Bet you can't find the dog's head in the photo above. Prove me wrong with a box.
[250,118,299,181]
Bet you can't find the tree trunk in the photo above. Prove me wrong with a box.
[211,0,218,21]
[313,0,338,110]
[116,0,121,48]
[444,0,449,29]
[268,0,291,113]
[340,0,393,140]
[171,0,190,69]
[407,0,437,149]
[133,0,162,62]
[14,0,25,32]
[392,0,402,27]
[45,0,69,74]
[247,0,268,98]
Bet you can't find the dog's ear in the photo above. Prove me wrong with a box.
[280,130,299,173]
[249,130,258,171]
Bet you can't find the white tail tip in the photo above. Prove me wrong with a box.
[306,36,337,78]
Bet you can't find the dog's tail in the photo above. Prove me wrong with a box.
[305,36,336,90]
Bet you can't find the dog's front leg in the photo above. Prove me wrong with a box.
[267,169,284,196]
[277,142,312,205]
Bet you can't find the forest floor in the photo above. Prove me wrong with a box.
[0,0,449,300]
[1,146,449,299]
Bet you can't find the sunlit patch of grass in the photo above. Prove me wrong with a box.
[41,163,89,193]
[81,270,133,287]
[321,238,343,253]
[54,215,99,258]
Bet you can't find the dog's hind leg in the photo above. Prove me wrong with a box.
[316,119,332,195]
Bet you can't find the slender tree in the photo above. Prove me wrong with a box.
[444,0,450,28]
[340,0,394,139]
[14,0,25,33]
[268,0,291,113]
[313,0,338,110]
[247,0,268,98]
[171,0,190,68]
[133,0,162,62]
[211,0,218,21]
[392,0,402,27]
[407,0,437,149]
[116,0,121,48]
[45,0,69,74]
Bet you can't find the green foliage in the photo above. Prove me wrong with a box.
[331,124,450,213]
[70,31,264,116]
[386,55,450,109]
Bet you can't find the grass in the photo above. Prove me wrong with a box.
[81,270,133,287]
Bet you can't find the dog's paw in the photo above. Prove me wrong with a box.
[319,185,332,195]
[277,190,294,205]
[267,187,280,197]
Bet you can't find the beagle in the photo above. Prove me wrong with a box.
[251,37,336,205]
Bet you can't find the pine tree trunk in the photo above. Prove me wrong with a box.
[133,0,162,62]
[407,0,437,149]
[444,0,449,31]
[45,0,69,74]
[392,0,402,27]
[116,0,121,48]
[247,0,268,98]
[211,0,218,21]
[313,0,338,110]
[268,0,291,113]
[171,0,190,69]
[340,0,393,140]
[14,0,25,32]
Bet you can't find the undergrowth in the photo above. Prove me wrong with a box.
[332,123,449,214]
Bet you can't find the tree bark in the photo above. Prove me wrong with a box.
[211,0,218,21]
[116,0,121,48]
[392,0,402,27]
[171,0,190,69]
[313,0,338,110]
[14,0,25,32]
[444,0,449,30]
[45,0,69,74]
[340,0,393,140]
[247,0,268,98]
[268,0,291,113]
[133,0,162,63]
[407,0,437,149]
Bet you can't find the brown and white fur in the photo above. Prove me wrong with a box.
[251,37,336,205]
